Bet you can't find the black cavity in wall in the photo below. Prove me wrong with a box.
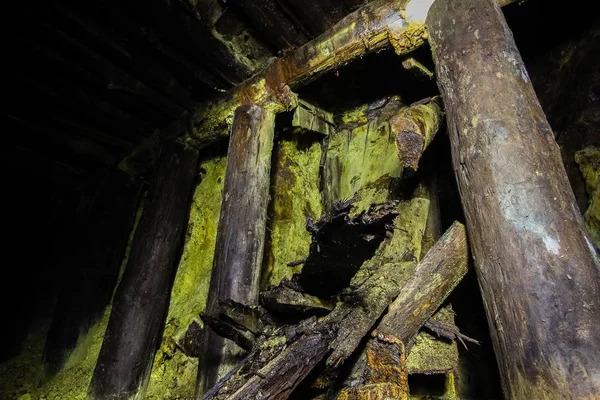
[42,168,142,378]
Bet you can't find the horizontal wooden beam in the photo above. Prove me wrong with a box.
[119,0,519,176]
[179,0,421,148]
[176,0,518,149]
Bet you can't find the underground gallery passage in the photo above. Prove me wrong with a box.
[1,0,599,399]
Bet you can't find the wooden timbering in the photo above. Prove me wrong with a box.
[88,142,199,400]
[427,0,600,397]
[196,104,276,397]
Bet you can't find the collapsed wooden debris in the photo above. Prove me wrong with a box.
[199,213,472,399]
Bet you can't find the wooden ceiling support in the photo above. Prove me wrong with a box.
[196,104,276,397]
[427,0,600,397]
[176,0,518,150]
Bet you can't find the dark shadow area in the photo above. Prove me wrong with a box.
[409,373,447,397]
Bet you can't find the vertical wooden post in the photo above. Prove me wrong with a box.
[426,0,600,398]
[88,141,199,400]
[196,105,276,397]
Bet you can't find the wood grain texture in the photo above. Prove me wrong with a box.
[202,216,469,400]
[378,221,469,348]
[196,105,276,397]
[88,142,199,400]
[427,0,600,397]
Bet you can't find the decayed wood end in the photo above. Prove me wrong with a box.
[390,96,443,170]
[427,0,600,397]
[197,105,276,397]
[338,338,409,400]
[203,317,337,400]
[202,198,429,400]
[225,329,336,400]
[337,221,467,397]
[377,221,468,347]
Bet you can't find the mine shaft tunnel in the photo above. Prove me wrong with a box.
[1,0,599,399]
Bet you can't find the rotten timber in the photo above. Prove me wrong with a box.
[202,197,428,399]
[196,105,276,397]
[181,0,428,148]
[119,0,519,177]
[176,0,518,149]
[202,214,470,400]
[299,199,400,297]
[427,0,600,397]
[377,222,469,349]
[391,96,443,170]
[88,142,198,400]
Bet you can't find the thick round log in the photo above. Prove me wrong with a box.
[426,0,600,398]
[87,142,199,400]
[196,105,276,397]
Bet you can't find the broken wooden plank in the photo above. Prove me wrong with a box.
[196,105,276,397]
[339,221,469,393]
[427,0,600,397]
[376,222,469,349]
[88,141,199,400]
[324,198,430,367]
[203,200,457,400]
[299,199,400,297]
[260,279,335,317]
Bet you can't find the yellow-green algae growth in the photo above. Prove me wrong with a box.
[575,146,600,250]
[325,105,403,216]
[145,156,226,400]
[0,309,113,400]
[262,136,323,288]
[406,306,459,375]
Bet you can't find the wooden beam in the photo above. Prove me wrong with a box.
[290,99,334,136]
[177,0,519,149]
[88,142,199,400]
[180,0,425,148]
[196,105,276,397]
[376,222,469,349]
[426,0,600,397]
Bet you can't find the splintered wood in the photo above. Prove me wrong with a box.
[201,215,470,399]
